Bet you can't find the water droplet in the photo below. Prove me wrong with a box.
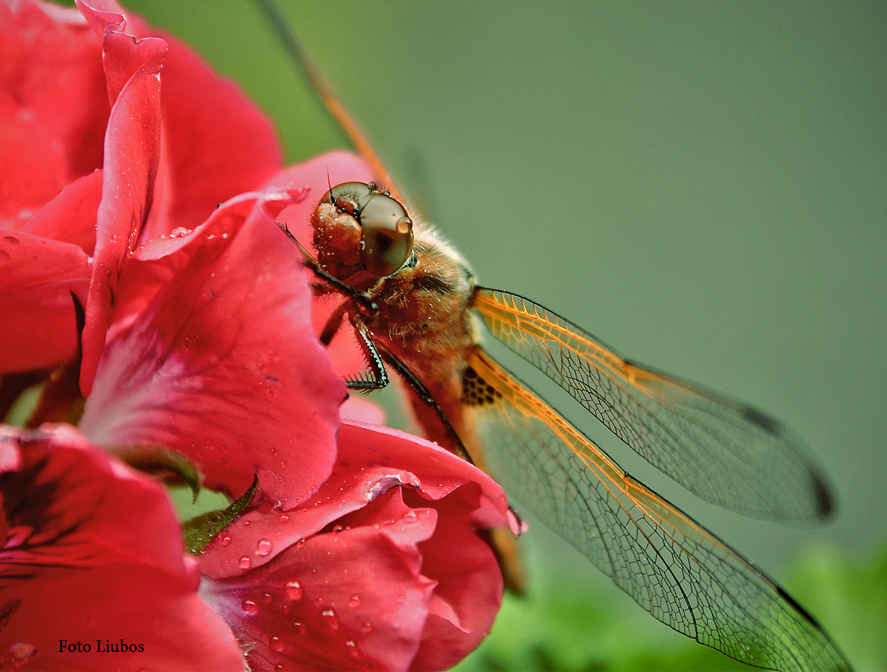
[348,595,360,608]
[310,567,318,574]
[345,640,359,659]
[256,538,273,556]
[274,664,285,671]
[281,603,290,615]
[241,599,258,615]
[9,642,36,660]
[291,620,305,635]
[403,510,417,522]
[169,226,191,239]
[269,635,284,652]
[243,520,251,527]
[239,556,252,570]
[321,608,339,631]
[262,592,272,603]
[361,620,373,633]
[279,514,289,522]
[220,534,232,547]
[295,538,306,549]
[221,232,230,239]
[332,524,344,533]
[285,580,303,601]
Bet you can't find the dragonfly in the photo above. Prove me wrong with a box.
[255,2,851,670]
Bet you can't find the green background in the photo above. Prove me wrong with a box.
[122,1,886,669]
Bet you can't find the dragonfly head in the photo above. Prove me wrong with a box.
[312,181,415,281]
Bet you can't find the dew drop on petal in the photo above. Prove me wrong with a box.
[348,595,360,608]
[361,620,373,633]
[345,640,359,659]
[262,592,273,603]
[269,635,284,652]
[241,599,258,616]
[256,538,273,556]
[239,556,252,570]
[310,567,318,574]
[403,510,417,522]
[291,621,305,635]
[279,514,289,523]
[321,608,339,631]
[274,665,285,671]
[169,226,192,239]
[220,534,232,547]
[285,580,303,601]
[243,520,251,527]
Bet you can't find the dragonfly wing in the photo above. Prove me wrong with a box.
[463,348,850,672]
[472,288,832,520]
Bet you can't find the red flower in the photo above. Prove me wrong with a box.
[199,419,516,672]
[0,424,244,671]
[1,2,518,670]
[0,0,280,382]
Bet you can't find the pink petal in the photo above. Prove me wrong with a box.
[79,190,344,508]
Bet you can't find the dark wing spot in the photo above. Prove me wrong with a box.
[462,366,503,406]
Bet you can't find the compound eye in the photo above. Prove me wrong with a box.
[327,182,373,215]
[360,194,414,276]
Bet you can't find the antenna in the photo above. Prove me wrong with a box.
[254,0,403,203]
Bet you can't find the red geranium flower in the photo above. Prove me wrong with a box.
[0,2,518,670]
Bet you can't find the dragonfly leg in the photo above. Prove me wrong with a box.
[345,319,389,392]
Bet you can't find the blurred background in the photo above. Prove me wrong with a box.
[123,1,886,669]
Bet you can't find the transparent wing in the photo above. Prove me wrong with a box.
[472,288,832,520]
[464,349,850,672]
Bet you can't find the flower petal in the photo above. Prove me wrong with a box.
[0,424,243,671]
[200,421,514,671]
[79,190,344,507]
[0,231,89,373]
[203,489,436,672]
[78,15,167,394]
[0,0,107,216]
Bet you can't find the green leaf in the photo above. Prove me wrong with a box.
[182,475,258,555]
